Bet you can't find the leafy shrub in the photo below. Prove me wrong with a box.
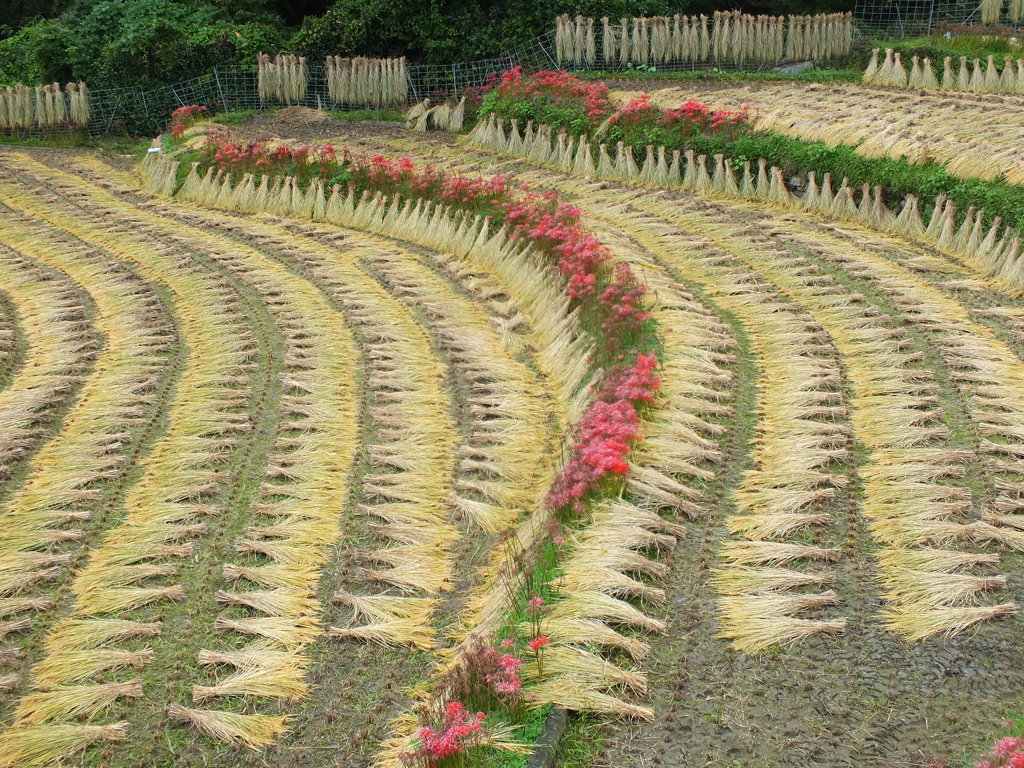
[9,0,285,90]
[0,20,63,86]
[292,0,676,64]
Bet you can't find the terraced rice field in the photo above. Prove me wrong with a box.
[0,123,1023,768]
[616,82,1024,183]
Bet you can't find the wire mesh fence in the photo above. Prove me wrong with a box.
[0,34,556,139]
[854,0,1024,36]
[0,23,856,140]
[853,0,939,37]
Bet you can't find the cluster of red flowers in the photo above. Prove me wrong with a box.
[199,135,517,215]
[608,93,653,126]
[440,173,515,206]
[662,98,749,133]
[599,263,651,341]
[169,104,208,139]
[479,646,523,697]
[502,191,610,299]
[978,737,1024,768]
[546,350,661,512]
[201,129,330,177]
[602,353,660,403]
[494,66,613,120]
[403,702,487,766]
[609,94,750,137]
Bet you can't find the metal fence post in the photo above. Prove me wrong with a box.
[214,67,227,111]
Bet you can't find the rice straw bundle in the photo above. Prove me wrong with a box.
[168,703,290,748]
[619,17,631,65]
[0,722,127,768]
[601,16,614,63]
[863,48,880,83]
[921,58,939,88]
[908,56,924,88]
[555,14,571,63]
[15,679,143,724]
[970,58,985,91]
[981,0,1004,24]
[941,56,956,89]
[67,82,89,126]
[257,53,307,104]
[984,55,1001,91]
[14,84,30,128]
[890,52,909,87]
[555,11,851,68]
[326,56,407,106]
[574,15,586,64]
[958,57,971,89]
[1001,56,1017,90]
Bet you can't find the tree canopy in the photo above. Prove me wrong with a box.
[0,0,853,88]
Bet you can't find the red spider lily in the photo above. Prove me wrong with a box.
[527,636,550,652]
[493,67,613,121]
[977,737,1024,768]
[168,104,208,139]
[402,702,487,765]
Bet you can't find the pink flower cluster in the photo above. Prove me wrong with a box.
[979,737,1024,768]
[403,702,487,765]
[201,130,331,177]
[608,93,653,126]
[481,647,523,697]
[607,93,750,138]
[660,98,749,134]
[602,353,660,402]
[599,263,651,340]
[440,173,514,206]
[169,104,208,139]
[546,351,660,512]
[502,192,611,299]
[528,636,550,652]
[494,67,613,120]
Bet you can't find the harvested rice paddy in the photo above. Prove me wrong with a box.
[0,108,1022,768]
[616,82,1024,184]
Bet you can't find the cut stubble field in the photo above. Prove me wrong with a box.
[0,111,1022,768]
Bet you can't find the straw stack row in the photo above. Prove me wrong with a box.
[865,48,1024,93]
[466,113,1023,292]
[556,11,852,67]
[0,82,90,131]
[325,56,407,106]
[784,13,853,63]
[257,53,307,105]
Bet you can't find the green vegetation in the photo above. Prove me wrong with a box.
[0,1,285,89]
[553,713,608,768]
[0,0,683,90]
[872,29,1024,63]
[0,130,148,154]
[574,66,863,83]
[328,107,405,121]
[693,132,1024,232]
